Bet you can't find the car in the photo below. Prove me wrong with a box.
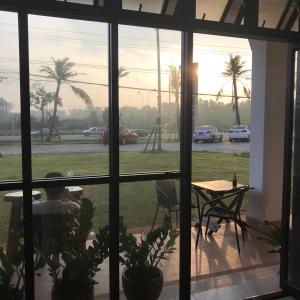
[193,125,223,143]
[31,128,58,139]
[229,125,250,142]
[102,127,138,145]
[131,129,148,137]
[82,127,105,137]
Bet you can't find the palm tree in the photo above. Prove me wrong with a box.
[118,67,129,79]
[40,57,92,141]
[217,54,251,126]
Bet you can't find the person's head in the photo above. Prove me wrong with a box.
[44,172,65,200]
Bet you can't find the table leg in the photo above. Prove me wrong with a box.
[6,201,22,257]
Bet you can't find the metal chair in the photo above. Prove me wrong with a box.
[196,186,250,254]
[152,179,198,229]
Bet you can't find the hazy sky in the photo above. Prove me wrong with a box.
[0,11,252,114]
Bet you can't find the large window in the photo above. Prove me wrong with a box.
[119,25,181,173]
[0,1,297,299]
[0,12,22,181]
[28,16,109,179]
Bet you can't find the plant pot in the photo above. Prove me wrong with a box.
[52,284,94,300]
[122,268,163,300]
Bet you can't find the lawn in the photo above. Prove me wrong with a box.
[0,151,249,245]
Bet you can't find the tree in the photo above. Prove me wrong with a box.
[217,54,251,126]
[118,67,130,79]
[40,57,93,141]
[30,83,55,143]
[168,65,181,139]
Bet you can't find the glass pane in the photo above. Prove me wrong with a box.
[120,180,180,299]
[122,0,178,15]
[196,0,244,23]
[34,183,109,299]
[0,189,25,299]
[0,11,22,181]
[119,25,181,173]
[288,50,300,286]
[259,0,288,29]
[28,16,108,179]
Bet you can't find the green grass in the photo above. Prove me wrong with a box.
[0,151,248,245]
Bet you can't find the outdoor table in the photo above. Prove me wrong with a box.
[4,190,42,256]
[192,180,246,232]
[4,186,83,256]
[66,186,83,201]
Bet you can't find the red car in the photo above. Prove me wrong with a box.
[102,127,138,145]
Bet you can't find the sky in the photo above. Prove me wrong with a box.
[0,11,252,114]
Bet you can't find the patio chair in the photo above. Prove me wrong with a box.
[196,186,250,254]
[152,179,198,229]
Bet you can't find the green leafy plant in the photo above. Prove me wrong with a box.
[0,243,44,300]
[36,198,109,296]
[257,220,281,253]
[119,215,179,281]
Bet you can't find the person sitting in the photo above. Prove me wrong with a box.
[32,172,81,254]
[32,172,80,215]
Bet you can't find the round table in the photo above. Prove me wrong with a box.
[4,190,42,202]
[65,186,83,201]
[4,190,42,256]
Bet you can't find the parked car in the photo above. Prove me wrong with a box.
[82,127,105,137]
[229,125,250,142]
[102,127,138,145]
[193,125,223,143]
[131,129,148,137]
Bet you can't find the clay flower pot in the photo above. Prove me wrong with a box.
[122,267,163,300]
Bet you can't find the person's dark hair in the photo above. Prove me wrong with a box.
[44,172,65,199]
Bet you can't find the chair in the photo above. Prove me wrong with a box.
[196,186,250,254]
[151,179,198,229]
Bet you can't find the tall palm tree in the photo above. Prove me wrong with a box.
[118,67,130,79]
[217,54,251,125]
[40,57,92,141]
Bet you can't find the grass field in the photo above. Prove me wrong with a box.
[0,151,249,245]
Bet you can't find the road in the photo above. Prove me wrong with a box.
[0,140,249,155]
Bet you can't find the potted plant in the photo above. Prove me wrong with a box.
[36,198,109,300]
[119,215,179,300]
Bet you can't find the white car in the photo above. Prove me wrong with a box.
[229,125,250,142]
[193,125,223,143]
[82,127,105,137]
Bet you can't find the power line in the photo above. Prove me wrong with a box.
[4,73,249,99]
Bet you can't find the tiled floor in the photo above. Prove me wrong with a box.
[35,221,280,299]
[152,265,281,300]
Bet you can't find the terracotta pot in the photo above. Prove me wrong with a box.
[122,268,163,300]
[51,284,94,300]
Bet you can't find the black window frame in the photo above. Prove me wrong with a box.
[0,0,299,299]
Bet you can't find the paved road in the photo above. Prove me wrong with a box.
[0,135,95,141]
[0,140,249,155]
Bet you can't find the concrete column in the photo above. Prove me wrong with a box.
[246,40,289,222]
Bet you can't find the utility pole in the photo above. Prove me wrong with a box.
[156,28,162,151]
